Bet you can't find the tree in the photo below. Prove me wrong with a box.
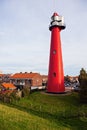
[64,75,70,82]
[78,68,87,103]
[22,83,31,97]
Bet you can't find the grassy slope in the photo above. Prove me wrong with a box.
[0,91,87,130]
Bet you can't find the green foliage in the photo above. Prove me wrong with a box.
[22,84,31,97]
[0,90,21,103]
[10,90,21,101]
[0,91,12,103]
[0,92,87,130]
[78,68,87,103]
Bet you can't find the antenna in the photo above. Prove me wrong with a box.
[52,0,57,12]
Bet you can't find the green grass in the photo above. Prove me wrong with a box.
[0,91,87,130]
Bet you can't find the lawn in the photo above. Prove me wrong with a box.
[0,91,87,130]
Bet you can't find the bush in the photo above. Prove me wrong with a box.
[78,68,87,103]
[0,91,12,103]
[22,84,31,97]
[0,90,21,103]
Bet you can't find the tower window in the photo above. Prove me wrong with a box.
[53,50,56,54]
[53,72,56,77]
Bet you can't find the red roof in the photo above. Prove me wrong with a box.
[0,74,4,77]
[2,83,16,89]
[11,72,40,79]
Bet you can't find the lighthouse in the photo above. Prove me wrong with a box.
[47,12,66,93]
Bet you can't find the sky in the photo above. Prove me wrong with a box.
[0,0,87,76]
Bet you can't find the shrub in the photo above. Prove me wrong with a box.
[78,68,87,103]
[22,84,31,97]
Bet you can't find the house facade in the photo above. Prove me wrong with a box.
[41,75,48,86]
[0,74,4,82]
[10,72,42,87]
[69,76,79,83]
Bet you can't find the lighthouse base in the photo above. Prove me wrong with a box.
[41,90,71,96]
[47,85,65,94]
[46,91,66,94]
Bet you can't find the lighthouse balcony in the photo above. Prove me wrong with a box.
[49,21,66,30]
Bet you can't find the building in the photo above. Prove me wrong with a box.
[0,82,16,91]
[0,74,4,82]
[0,74,11,82]
[10,72,42,87]
[41,75,48,86]
[69,76,79,83]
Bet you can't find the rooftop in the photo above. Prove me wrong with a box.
[11,72,40,79]
[2,83,16,89]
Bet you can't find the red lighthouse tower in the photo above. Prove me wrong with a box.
[47,12,66,93]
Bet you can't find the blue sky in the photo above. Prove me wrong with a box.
[0,0,87,76]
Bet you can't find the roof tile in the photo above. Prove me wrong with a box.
[2,83,16,89]
[11,73,40,79]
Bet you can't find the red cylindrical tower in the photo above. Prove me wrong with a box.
[47,12,66,93]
